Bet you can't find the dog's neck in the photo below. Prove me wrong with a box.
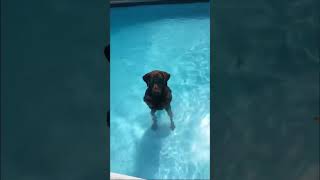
[148,88,164,99]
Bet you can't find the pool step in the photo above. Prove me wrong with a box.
[110,172,144,180]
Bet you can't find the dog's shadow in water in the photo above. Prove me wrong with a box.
[134,117,171,179]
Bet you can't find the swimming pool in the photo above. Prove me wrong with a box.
[110,3,210,179]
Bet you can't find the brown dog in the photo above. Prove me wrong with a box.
[143,70,175,130]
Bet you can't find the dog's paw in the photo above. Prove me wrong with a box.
[151,123,158,130]
[170,122,175,131]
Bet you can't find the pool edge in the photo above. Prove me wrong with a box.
[110,172,145,179]
[111,0,209,8]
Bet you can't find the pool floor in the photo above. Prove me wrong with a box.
[110,3,210,179]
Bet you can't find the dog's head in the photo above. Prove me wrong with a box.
[143,70,170,96]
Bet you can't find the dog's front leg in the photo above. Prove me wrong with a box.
[165,105,175,130]
[151,109,158,130]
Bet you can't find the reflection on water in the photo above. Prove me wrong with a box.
[134,127,171,179]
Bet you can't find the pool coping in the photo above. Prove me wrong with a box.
[110,0,209,7]
[110,172,144,180]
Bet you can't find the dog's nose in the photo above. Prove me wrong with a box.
[154,85,159,90]
[153,85,161,94]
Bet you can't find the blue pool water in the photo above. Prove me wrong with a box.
[110,3,210,179]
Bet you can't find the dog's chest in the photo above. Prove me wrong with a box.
[151,94,164,104]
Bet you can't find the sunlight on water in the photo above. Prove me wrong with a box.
[110,3,210,179]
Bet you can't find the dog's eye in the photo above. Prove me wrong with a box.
[154,78,163,84]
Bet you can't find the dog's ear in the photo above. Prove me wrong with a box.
[143,73,151,86]
[161,71,170,84]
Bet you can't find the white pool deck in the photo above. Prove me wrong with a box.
[110,172,145,180]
